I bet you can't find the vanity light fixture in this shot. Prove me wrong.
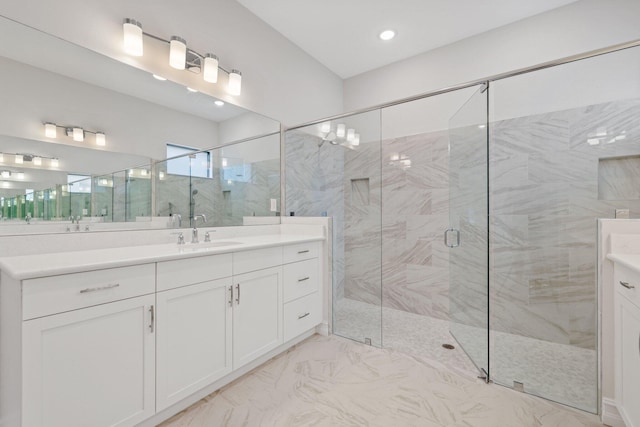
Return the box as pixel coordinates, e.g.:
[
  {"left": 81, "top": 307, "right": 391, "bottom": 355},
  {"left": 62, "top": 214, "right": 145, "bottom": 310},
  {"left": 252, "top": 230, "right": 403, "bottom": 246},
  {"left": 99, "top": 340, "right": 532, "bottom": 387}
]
[
  {"left": 123, "top": 18, "right": 242, "bottom": 95},
  {"left": 33, "top": 157, "right": 42, "bottom": 166},
  {"left": 320, "top": 122, "right": 331, "bottom": 133},
  {"left": 1, "top": 171, "right": 10, "bottom": 178},
  {"left": 336, "top": 124, "right": 346, "bottom": 138},
  {"left": 44, "top": 122, "right": 106, "bottom": 146},
  {"left": 352, "top": 134, "right": 360, "bottom": 146},
  {"left": 15, "top": 154, "right": 23, "bottom": 164},
  {"left": 50, "top": 158, "right": 59, "bottom": 168},
  {"left": 169, "top": 36, "right": 187, "bottom": 70},
  {"left": 1, "top": 153, "right": 61, "bottom": 170},
  {"left": 0, "top": 153, "right": 4, "bottom": 163},
  {"left": 346, "top": 128, "right": 355, "bottom": 142},
  {"left": 123, "top": 18, "right": 143, "bottom": 56}
]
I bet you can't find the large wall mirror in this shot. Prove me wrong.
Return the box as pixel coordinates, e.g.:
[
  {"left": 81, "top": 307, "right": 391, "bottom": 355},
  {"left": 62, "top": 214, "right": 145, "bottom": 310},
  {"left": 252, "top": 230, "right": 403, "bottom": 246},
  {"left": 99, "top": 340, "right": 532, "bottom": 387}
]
[{"left": 0, "top": 16, "right": 281, "bottom": 235}]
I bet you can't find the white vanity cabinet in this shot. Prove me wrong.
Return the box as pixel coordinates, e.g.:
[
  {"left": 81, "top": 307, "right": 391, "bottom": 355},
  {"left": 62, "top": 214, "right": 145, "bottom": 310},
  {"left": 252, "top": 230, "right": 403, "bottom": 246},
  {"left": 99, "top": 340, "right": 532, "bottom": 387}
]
[
  {"left": 19, "top": 264, "right": 157, "bottom": 427},
  {"left": 232, "top": 247, "right": 284, "bottom": 369},
  {"left": 155, "top": 254, "right": 234, "bottom": 411},
  {"left": 613, "top": 263, "right": 640, "bottom": 427}
]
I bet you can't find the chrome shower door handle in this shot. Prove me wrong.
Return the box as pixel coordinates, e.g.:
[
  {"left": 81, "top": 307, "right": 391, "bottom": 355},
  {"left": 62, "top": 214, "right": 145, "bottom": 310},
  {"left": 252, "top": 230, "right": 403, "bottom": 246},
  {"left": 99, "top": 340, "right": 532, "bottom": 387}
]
[{"left": 444, "top": 228, "right": 460, "bottom": 248}]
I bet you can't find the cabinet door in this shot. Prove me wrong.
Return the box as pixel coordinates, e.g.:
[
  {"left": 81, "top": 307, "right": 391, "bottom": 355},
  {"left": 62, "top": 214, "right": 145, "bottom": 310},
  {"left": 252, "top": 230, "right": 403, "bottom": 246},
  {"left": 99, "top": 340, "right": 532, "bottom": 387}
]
[
  {"left": 156, "top": 279, "right": 232, "bottom": 411},
  {"left": 233, "top": 266, "right": 283, "bottom": 369},
  {"left": 22, "top": 295, "right": 155, "bottom": 427},
  {"left": 617, "top": 295, "right": 640, "bottom": 427}
]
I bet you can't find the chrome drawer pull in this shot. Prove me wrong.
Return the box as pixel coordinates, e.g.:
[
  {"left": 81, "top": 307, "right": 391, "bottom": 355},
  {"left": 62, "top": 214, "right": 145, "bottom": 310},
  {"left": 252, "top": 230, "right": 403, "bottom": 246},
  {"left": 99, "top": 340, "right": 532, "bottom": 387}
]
[
  {"left": 298, "top": 312, "right": 310, "bottom": 320},
  {"left": 298, "top": 277, "right": 310, "bottom": 282},
  {"left": 79, "top": 283, "right": 120, "bottom": 294},
  {"left": 297, "top": 250, "right": 310, "bottom": 254},
  {"left": 620, "top": 281, "right": 635, "bottom": 290}
]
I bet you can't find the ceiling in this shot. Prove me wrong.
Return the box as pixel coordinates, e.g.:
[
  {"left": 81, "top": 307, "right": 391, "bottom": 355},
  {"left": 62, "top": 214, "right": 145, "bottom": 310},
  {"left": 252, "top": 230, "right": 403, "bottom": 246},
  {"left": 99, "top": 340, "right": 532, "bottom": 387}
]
[{"left": 236, "top": 0, "right": 580, "bottom": 79}]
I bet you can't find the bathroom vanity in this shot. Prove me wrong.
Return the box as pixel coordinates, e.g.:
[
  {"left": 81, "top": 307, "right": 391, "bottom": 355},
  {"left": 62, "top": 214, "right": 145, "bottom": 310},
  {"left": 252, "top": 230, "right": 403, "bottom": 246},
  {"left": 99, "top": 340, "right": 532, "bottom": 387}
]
[
  {"left": 607, "top": 247, "right": 640, "bottom": 427},
  {"left": 0, "top": 228, "right": 327, "bottom": 427}
]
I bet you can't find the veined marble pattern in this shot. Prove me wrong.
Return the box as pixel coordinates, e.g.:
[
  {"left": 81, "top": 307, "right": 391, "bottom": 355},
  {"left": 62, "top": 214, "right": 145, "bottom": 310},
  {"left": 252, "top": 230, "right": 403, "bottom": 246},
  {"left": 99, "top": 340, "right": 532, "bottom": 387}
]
[{"left": 160, "top": 334, "right": 602, "bottom": 427}]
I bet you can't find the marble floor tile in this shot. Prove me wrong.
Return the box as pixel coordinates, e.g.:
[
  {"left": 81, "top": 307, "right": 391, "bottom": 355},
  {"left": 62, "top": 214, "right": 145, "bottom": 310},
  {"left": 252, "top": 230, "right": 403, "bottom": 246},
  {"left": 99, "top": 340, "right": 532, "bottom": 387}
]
[{"left": 160, "top": 334, "right": 602, "bottom": 427}]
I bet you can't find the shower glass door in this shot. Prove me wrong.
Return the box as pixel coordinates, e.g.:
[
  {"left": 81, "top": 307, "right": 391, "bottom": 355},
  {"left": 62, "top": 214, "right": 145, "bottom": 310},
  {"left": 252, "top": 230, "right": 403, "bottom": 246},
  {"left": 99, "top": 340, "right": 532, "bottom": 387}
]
[{"left": 447, "top": 84, "right": 489, "bottom": 378}]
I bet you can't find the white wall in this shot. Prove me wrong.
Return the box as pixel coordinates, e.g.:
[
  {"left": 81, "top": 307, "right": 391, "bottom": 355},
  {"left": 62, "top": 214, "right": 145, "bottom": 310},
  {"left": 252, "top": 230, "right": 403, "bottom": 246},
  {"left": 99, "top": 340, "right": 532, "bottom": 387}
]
[
  {"left": 0, "top": 0, "right": 343, "bottom": 126},
  {"left": 344, "top": 0, "right": 640, "bottom": 113},
  {"left": 218, "top": 113, "right": 280, "bottom": 145}
]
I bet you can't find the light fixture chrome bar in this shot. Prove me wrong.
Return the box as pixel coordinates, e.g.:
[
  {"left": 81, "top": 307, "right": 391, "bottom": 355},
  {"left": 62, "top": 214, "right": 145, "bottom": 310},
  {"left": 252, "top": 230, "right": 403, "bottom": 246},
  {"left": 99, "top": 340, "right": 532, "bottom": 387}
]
[{"left": 285, "top": 37, "right": 640, "bottom": 131}]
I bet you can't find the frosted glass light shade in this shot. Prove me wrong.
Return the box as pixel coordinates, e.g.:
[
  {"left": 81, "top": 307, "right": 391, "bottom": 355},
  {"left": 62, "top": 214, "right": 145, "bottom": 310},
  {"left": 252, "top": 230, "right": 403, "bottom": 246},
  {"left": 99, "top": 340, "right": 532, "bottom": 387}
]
[
  {"left": 123, "top": 19, "right": 143, "bottom": 56},
  {"left": 321, "top": 122, "right": 331, "bottom": 133},
  {"left": 352, "top": 134, "right": 360, "bottom": 146},
  {"left": 203, "top": 54, "right": 219, "bottom": 83},
  {"left": 95, "top": 132, "right": 106, "bottom": 146},
  {"left": 336, "top": 124, "right": 346, "bottom": 138},
  {"left": 44, "top": 123, "right": 57, "bottom": 138},
  {"left": 73, "top": 127, "right": 84, "bottom": 142},
  {"left": 50, "top": 158, "right": 59, "bottom": 168},
  {"left": 33, "top": 157, "right": 42, "bottom": 166},
  {"left": 1, "top": 171, "right": 9, "bottom": 178},
  {"left": 347, "top": 128, "right": 355, "bottom": 141},
  {"left": 228, "top": 70, "right": 242, "bottom": 96},
  {"left": 15, "top": 154, "right": 23, "bottom": 164},
  {"left": 169, "top": 36, "right": 187, "bottom": 70},
  {"left": 0, "top": 153, "right": 4, "bottom": 163}
]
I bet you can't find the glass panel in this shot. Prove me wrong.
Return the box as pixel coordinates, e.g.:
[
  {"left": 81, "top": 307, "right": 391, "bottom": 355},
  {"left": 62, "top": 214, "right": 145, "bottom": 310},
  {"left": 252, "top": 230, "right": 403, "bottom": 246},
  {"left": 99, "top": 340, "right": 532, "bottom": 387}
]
[
  {"left": 448, "top": 85, "right": 489, "bottom": 377},
  {"left": 379, "top": 87, "right": 481, "bottom": 373},
  {"left": 488, "top": 45, "right": 640, "bottom": 413},
  {"left": 126, "top": 167, "right": 152, "bottom": 221},
  {"left": 285, "top": 110, "right": 382, "bottom": 346}
]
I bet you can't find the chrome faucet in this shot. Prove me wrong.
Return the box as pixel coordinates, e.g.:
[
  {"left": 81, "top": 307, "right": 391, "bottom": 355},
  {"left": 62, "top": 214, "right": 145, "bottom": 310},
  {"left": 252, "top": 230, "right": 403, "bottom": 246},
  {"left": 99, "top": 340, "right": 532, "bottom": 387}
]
[
  {"left": 191, "top": 214, "right": 207, "bottom": 243},
  {"left": 25, "top": 214, "right": 31, "bottom": 224}
]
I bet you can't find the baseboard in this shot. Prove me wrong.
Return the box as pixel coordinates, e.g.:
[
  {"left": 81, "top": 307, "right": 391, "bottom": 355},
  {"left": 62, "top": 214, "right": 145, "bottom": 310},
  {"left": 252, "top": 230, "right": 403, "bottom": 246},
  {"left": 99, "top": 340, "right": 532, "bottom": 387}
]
[
  {"left": 315, "top": 322, "right": 329, "bottom": 336},
  {"left": 602, "top": 398, "right": 626, "bottom": 427}
]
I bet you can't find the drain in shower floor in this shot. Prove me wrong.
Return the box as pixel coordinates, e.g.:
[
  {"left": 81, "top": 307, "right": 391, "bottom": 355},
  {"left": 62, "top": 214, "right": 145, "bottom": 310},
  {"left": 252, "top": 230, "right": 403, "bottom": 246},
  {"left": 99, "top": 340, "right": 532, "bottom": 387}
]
[{"left": 442, "top": 344, "right": 455, "bottom": 350}]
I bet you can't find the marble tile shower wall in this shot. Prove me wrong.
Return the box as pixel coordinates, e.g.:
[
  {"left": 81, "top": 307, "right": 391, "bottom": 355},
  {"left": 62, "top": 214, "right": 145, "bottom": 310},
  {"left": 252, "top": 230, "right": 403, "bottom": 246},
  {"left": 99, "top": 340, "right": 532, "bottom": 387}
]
[
  {"left": 285, "top": 130, "right": 346, "bottom": 299},
  {"left": 490, "top": 98, "right": 640, "bottom": 350}
]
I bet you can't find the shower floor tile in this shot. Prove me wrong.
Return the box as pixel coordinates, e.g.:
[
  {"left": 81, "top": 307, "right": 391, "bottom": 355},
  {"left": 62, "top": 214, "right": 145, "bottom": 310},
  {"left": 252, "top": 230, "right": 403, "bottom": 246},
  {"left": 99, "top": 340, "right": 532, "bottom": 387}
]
[{"left": 334, "top": 297, "right": 598, "bottom": 413}]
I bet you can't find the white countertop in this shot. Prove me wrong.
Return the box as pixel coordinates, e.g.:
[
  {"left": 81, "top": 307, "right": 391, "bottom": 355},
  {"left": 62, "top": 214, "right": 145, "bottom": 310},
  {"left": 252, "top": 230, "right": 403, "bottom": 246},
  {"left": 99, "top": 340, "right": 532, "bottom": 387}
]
[
  {"left": 0, "top": 234, "right": 324, "bottom": 280},
  {"left": 607, "top": 253, "right": 640, "bottom": 274}
]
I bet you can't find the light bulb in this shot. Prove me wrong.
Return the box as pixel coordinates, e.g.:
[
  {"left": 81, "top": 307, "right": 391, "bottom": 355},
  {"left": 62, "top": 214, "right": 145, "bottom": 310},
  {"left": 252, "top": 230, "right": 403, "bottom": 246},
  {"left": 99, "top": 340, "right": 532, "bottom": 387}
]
[
  {"left": 352, "top": 134, "right": 360, "bottom": 146},
  {"left": 228, "top": 69, "right": 242, "bottom": 96},
  {"left": 0, "top": 153, "right": 4, "bottom": 163},
  {"left": 159, "top": 171, "right": 165, "bottom": 180},
  {"left": 15, "top": 154, "right": 23, "bottom": 164},
  {"left": 169, "top": 36, "right": 187, "bottom": 70},
  {"left": 1, "top": 171, "right": 10, "bottom": 178},
  {"left": 96, "top": 132, "right": 106, "bottom": 146},
  {"left": 336, "top": 124, "right": 346, "bottom": 138},
  {"left": 203, "top": 54, "right": 219, "bottom": 83},
  {"left": 347, "top": 128, "right": 355, "bottom": 141},
  {"left": 222, "top": 158, "right": 228, "bottom": 167},
  {"left": 321, "top": 122, "right": 331, "bottom": 133},
  {"left": 123, "top": 19, "right": 143, "bottom": 56},
  {"left": 73, "top": 127, "right": 84, "bottom": 142},
  {"left": 44, "top": 123, "right": 57, "bottom": 138},
  {"left": 50, "top": 158, "right": 59, "bottom": 168},
  {"left": 33, "top": 157, "right": 42, "bottom": 166}
]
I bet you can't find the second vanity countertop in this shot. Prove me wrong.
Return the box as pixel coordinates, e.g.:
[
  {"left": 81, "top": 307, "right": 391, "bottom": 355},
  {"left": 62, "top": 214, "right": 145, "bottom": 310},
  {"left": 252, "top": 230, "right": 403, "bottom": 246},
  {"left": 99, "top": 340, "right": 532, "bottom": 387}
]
[
  {"left": 606, "top": 253, "right": 640, "bottom": 274},
  {"left": 0, "top": 233, "right": 324, "bottom": 281}
]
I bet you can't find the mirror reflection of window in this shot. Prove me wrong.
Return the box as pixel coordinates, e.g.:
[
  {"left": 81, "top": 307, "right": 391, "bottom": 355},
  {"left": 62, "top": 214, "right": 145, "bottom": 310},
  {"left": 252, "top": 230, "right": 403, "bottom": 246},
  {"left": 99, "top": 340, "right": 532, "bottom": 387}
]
[
  {"left": 166, "top": 144, "right": 211, "bottom": 178},
  {"left": 67, "top": 174, "right": 91, "bottom": 193}
]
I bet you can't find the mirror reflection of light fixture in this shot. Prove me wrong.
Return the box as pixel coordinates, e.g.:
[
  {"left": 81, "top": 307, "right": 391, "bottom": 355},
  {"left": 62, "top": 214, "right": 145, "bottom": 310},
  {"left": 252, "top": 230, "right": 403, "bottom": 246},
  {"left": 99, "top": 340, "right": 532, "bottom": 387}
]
[
  {"left": 51, "top": 158, "right": 59, "bottom": 168},
  {"left": 158, "top": 171, "right": 166, "bottom": 180},
  {"left": 336, "top": 124, "right": 346, "bottom": 138},
  {"left": 346, "top": 128, "right": 355, "bottom": 141},
  {"left": 44, "top": 122, "right": 57, "bottom": 138},
  {"left": 222, "top": 158, "right": 228, "bottom": 167},
  {"left": 123, "top": 18, "right": 143, "bottom": 56},
  {"left": 321, "top": 122, "right": 331, "bottom": 133},
  {"left": 16, "top": 172, "right": 24, "bottom": 180},
  {"left": 71, "top": 127, "right": 84, "bottom": 142},
  {"left": 95, "top": 132, "right": 106, "bottom": 146},
  {"left": 122, "top": 18, "right": 242, "bottom": 95},
  {"left": 15, "top": 154, "right": 23, "bottom": 164},
  {"left": 352, "top": 134, "right": 360, "bottom": 146},
  {"left": 0, "top": 153, "right": 4, "bottom": 163},
  {"left": 33, "top": 157, "right": 42, "bottom": 166},
  {"left": 1, "top": 171, "right": 10, "bottom": 178}
]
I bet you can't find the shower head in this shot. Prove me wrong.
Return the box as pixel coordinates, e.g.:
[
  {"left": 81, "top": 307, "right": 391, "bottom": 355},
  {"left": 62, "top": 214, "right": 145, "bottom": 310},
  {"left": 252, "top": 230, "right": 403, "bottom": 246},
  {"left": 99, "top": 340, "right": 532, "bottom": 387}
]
[{"left": 192, "top": 189, "right": 198, "bottom": 196}]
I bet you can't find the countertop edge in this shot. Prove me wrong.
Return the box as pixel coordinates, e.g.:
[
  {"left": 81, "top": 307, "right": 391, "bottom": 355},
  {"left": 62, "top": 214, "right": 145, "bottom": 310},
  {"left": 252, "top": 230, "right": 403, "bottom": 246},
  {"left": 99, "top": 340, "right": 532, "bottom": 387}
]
[
  {"left": 0, "top": 235, "right": 325, "bottom": 281},
  {"left": 606, "top": 253, "right": 640, "bottom": 274}
]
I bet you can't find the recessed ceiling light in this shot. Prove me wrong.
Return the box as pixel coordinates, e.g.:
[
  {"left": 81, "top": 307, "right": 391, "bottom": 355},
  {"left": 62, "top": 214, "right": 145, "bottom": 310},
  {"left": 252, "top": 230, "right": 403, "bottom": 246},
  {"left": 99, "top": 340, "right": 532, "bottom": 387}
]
[
  {"left": 379, "top": 30, "right": 396, "bottom": 41},
  {"left": 152, "top": 74, "right": 167, "bottom": 81},
  {"left": 187, "top": 87, "right": 198, "bottom": 93},
  {"left": 214, "top": 100, "right": 224, "bottom": 107}
]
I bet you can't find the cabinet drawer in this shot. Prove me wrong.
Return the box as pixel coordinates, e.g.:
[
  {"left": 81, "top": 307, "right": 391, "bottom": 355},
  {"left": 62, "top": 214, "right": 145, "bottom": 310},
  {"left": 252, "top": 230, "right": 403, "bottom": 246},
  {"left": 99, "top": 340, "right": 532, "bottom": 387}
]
[
  {"left": 283, "top": 292, "right": 321, "bottom": 342},
  {"left": 615, "top": 263, "right": 640, "bottom": 309},
  {"left": 233, "top": 247, "right": 283, "bottom": 275},
  {"left": 157, "top": 254, "right": 232, "bottom": 291},
  {"left": 22, "top": 264, "right": 155, "bottom": 320},
  {"left": 283, "top": 242, "right": 319, "bottom": 264},
  {"left": 283, "top": 258, "right": 319, "bottom": 303}
]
